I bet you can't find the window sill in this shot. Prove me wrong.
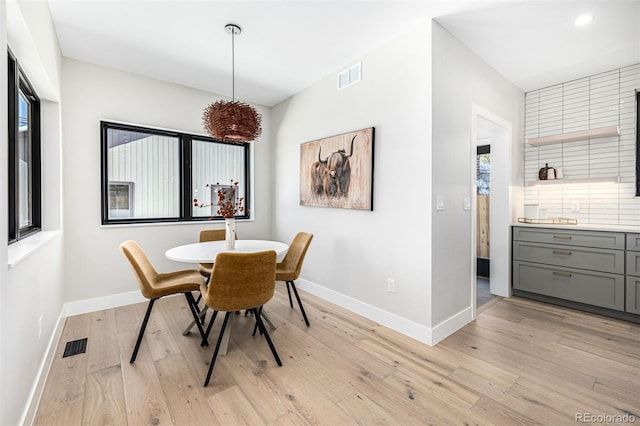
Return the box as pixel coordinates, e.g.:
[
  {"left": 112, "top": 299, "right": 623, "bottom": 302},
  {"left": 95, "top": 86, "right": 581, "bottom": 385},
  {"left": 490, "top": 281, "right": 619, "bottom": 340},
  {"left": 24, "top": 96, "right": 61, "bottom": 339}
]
[
  {"left": 99, "top": 217, "right": 255, "bottom": 229},
  {"left": 8, "top": 230, "right": 62, "bottom": 269}
]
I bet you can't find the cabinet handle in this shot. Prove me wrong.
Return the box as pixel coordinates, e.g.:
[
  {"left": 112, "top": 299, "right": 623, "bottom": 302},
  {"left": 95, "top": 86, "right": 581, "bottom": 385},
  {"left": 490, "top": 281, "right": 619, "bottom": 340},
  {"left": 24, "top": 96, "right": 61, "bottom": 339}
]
[
  {"left": 553, "top": 250, "right": 572, "bottom": 255},
  {"left": 553, "top": 235, "right": 572, "bottom": 240},
  {"left": 553, "top": 271, "right": 572, "bottom": 278}
]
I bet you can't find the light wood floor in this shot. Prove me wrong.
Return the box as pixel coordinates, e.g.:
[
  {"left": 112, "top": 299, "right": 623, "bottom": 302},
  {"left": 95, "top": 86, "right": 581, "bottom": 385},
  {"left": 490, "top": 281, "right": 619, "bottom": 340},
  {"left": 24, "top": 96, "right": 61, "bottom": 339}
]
[{"left": 34, "top": 286, "right": 640, "bottom": 425}]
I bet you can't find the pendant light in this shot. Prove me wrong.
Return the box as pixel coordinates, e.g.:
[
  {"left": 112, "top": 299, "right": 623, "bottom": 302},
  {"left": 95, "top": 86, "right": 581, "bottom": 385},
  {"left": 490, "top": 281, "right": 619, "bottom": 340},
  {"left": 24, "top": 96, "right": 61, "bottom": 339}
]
[{"left": 202, "top": 24, "right": 262, "bottom": 143}]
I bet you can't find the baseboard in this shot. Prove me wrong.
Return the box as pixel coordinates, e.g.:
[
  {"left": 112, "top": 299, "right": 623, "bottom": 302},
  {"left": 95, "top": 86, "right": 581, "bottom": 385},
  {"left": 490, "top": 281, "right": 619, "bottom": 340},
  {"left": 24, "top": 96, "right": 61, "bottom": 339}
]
[
  {"left": 64, "top": 290, "right": 146, "bottom": 317},
  {"left": 296, "top": 278, "right": 435, "bottom": 345},
  {"left": 430, "top": 306, "right": 473, "bottom": 345},
  {"left": 20, "top": 308, "right": 66, "bottom": 426}
]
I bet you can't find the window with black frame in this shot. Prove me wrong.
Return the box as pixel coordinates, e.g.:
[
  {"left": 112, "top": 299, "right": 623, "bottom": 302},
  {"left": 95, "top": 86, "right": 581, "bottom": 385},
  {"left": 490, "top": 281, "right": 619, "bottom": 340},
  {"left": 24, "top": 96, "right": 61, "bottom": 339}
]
[
  {"left": 100, "top": 121, "right": 250, "bottom": 225},
  {"left": 8, "top": 49, "right": 41, "bottom": 243}
]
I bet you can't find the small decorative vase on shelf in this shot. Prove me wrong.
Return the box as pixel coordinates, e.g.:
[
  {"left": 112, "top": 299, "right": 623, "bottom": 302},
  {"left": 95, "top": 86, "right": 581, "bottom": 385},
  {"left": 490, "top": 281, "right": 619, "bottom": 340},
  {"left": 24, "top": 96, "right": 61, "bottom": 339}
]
[
  {"left": 224, "top": 217, "right": 236, "bottom": 250},
  {"left": 538, "top": 163, "right": 555, "bottom": 180}
]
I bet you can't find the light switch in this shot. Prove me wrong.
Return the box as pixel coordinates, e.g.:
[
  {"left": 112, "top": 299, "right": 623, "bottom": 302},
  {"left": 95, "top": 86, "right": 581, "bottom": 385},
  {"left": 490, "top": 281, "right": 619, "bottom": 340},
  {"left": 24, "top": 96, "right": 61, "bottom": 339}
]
[
  {"left": 463, "top": 197, "right": 471, "bottom": 211},
  {"left": 436, "top": 196, "right": 445, "bottom": 211}
]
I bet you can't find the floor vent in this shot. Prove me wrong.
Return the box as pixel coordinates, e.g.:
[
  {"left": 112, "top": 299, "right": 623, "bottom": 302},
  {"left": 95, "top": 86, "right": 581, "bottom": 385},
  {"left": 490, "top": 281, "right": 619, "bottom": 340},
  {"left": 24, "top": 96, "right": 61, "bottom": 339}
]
[{"left": 63, "top": 338, "right": 87, "bottom": 358}]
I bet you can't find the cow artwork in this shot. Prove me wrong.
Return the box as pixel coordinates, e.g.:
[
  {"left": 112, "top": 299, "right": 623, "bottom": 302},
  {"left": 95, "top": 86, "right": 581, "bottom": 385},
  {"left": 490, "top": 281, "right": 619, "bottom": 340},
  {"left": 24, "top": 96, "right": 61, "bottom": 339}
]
[
  {"left": 300, "top": 128, "right": 374, "bottom": 211},
  {"left": 311, "top": 135, "right": 355, "bottom": 198}
]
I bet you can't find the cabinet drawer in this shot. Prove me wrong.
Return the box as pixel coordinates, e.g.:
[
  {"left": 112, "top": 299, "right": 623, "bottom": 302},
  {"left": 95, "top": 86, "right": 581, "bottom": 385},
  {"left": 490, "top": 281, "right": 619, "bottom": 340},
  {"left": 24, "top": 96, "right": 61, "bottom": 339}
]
[
  {"left": 627, "top": 251, "right": 640, "bottom": 277},
  {"left": 627, "top": 276, "right": 640, "bottom": 315},
  {"left": 627, "top": 233, "right": 640, "bottom": 252},
  {"left": 513, "top": 227, "right": 625, "bottom": 249},
  {"left": 513, "top": 261, "right": 625, "bottom": 311},
  {"left": 513, "top": 241, "right": 625, "bottom": 274}
]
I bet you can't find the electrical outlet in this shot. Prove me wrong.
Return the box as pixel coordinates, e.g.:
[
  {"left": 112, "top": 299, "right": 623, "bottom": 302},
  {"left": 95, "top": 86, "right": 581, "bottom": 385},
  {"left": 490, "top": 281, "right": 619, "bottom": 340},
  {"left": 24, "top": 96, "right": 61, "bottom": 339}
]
[
  {"left": 571, "top": 201, "right": 581, "bottom": 212},
  {"left": 387, "top": 278, "right": 396, "bottom": 293}
]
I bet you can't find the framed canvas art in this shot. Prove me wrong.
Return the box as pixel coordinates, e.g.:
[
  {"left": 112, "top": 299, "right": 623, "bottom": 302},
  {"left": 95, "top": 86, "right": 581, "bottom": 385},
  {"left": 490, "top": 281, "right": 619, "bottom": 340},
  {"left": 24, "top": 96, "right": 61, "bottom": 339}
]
[{"left": 300, "top": 127, "right": 374, "bottom": 210}]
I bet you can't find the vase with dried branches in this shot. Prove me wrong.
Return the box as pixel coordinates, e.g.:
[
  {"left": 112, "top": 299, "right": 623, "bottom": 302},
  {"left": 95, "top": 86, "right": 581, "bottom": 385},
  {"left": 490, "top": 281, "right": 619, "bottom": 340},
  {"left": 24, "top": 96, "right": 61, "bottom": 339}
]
[{"left": 193, "top": 180, "right": 244, "bottom": 249}]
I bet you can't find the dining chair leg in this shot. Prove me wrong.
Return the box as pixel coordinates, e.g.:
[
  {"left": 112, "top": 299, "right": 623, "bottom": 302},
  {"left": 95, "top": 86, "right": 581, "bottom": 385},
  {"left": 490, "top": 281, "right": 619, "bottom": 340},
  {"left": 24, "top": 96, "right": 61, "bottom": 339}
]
[
  {"left": 130, "top": 298, "right": 156, "bottom": 363},
  {"left": 198, "top": 305, "right": 209, "bottom": 326},
  {"left": 184, "top": 292, "right": 207, "bottom": 340},
  {"left": 195, "top": 293, "right": 206, "bottom": 323},
  {"left": 253, "top": 308, "right": 282, "bottom": 367},
  {"left": 289, "top": 281, "right": 310, "bottom": 326},
  {"left": 182, "top": 304, "right": 209, "bottom": 337},
  {"left": 202, "top": 310, "right": 218, "bottom": 347},
  {"left": 286, "top": 282, "right": 293, "bottom": 308},
  {"left": 189, "top": 291, "right": 201, "bottom": 318},
  {"left": 204, "top": 312, "right": 231, "bottom": 387},
  {"left": 252, "top": 306, "right": 263, "bottom": 337}
]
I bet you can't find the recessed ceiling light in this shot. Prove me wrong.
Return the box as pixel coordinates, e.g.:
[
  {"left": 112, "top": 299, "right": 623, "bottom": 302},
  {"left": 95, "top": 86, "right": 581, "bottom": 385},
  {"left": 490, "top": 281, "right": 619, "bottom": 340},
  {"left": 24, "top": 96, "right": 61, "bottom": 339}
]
[{"left": 574, "top": 14, "right": 593, "bottom": 26}]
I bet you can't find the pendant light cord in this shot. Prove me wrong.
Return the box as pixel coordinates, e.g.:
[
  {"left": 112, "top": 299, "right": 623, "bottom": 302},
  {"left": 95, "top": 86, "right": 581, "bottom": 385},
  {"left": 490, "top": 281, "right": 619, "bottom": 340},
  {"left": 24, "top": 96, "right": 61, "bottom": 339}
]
[{"left": 231, "top": 29, "right": 235, "bottom": 102}]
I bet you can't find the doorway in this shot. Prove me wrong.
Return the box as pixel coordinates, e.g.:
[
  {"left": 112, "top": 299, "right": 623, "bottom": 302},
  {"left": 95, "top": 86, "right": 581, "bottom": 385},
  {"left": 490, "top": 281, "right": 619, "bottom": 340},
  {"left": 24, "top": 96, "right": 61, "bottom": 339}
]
[
  {"left": 470, "top": 104, "right": 513, "bottom": 318},
  {"left": 476, "top": 144, "right": 495, "bottom": 307}
]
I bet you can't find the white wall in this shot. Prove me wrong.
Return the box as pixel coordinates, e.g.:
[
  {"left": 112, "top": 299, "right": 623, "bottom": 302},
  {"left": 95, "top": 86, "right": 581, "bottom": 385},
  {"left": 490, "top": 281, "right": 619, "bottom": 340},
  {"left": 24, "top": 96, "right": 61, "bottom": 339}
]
[
  {"left": 1, "top": 1, "right": 65, "bottom": 424},
  {"left": 5, "top": 0, "right": 61, "bottom": 101},
  {"left": 61, "top": 59, "right": 273, "bottom": 303},
  {"left": 431, "top": 22, "right": 524, "bottom": 326},
  {"left": 272, "top": 22, "right": 434, "bottom": 337}
]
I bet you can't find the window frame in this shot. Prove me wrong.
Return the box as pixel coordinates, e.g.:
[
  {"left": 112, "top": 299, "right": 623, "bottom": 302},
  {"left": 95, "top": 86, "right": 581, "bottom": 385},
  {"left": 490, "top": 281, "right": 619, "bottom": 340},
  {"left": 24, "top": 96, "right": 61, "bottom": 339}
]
[
  {"left": 8, "top": 48, "right": 42, "bottom": 244},
  {"left": 100, "top": 121, "right": 251, "bottom": 225},
  {"left": 636, "top": 91, "right": 639, "bottom": 197}
]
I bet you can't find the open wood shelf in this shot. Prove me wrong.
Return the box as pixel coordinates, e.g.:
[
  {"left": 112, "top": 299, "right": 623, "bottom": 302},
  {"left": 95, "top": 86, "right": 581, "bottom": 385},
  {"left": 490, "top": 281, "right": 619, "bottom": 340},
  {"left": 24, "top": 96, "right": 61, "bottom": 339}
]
[
  {"left": 526, "top": 176, "right": 620, "bottom": 186},
  {"left": 526, "top": 125, "right": 620, "bottom": 146}
]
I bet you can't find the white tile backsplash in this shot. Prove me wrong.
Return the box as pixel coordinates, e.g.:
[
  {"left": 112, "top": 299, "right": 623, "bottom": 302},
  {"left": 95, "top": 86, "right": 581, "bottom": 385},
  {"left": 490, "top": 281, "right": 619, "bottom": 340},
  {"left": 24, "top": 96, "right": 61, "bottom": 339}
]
[{"left": 524, "top": 64, "right": 640, "bottom": 226}]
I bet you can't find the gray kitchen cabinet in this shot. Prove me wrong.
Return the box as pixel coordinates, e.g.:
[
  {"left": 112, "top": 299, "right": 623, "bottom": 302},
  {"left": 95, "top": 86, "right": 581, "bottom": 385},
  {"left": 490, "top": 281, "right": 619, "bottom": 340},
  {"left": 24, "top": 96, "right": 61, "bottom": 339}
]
[
  {"left": 512, "top": 227, "right": 639, "bottom": 318},
  {"left": 513, "top": 227, "right": 625, "bottom": 250},
  {"left": 626, "top": 234, "right": 640, "bottom": 315},
  {"left": 627, "top": 233, "right": 640, "bottom": 251},
  {"left": 513, "top": 261, "right": 625, "bottom": 310},
  {"left": 513, "top": 241, "right": 625, "bottom": 274}
]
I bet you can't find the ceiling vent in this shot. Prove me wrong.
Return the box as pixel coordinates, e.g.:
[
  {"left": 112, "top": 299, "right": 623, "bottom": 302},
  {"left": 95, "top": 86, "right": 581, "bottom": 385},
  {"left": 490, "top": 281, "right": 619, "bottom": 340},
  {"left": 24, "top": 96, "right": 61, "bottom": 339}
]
[{"left": 338, "top": 63, "right": 361, "bottom": 90}]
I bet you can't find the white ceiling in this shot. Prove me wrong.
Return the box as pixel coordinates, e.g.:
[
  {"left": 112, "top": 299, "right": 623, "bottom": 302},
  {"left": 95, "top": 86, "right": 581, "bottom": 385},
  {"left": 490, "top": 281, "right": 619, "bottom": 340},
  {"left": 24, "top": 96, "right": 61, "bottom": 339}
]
[
  {"left": 436, "top": 0, "right": 640, "bottom": 92},
  {"left": 47, "top": 1, "right": 640, "bottom": 107}
]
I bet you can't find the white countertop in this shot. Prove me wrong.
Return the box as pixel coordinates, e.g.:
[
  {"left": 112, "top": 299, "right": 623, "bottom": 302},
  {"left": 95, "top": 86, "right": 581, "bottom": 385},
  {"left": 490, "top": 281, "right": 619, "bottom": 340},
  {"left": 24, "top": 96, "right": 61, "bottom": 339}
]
[{"left": 512, "top": 222, "right": 640, "bottom": 233}]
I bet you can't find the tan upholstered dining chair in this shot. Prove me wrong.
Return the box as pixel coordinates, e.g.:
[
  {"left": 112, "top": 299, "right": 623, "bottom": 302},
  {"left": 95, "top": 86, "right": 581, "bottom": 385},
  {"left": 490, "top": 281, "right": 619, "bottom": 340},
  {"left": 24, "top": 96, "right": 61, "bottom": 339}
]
[
  {"left": 119, "top": 240, "right": 206, "bottom": 363},
  {"left": 200, "top": 250, "right": 282, "bottom": 386},
  {"left": 277, "top": 232, "right": 313, "bottom": 326},
  {"left": 186, "top": 228, "right": 240, "bottom": 329},
  {"left": 197, "top": 229, "right": 226, "bottom": 280}
]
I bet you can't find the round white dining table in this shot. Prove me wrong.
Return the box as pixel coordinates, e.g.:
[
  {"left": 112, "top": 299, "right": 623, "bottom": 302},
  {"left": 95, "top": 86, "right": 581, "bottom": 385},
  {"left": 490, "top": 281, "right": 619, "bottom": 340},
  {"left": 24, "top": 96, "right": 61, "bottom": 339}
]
[{"left": 165, "top": 239, "right": 289, "bottom": 263}]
